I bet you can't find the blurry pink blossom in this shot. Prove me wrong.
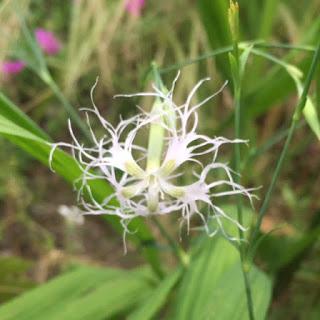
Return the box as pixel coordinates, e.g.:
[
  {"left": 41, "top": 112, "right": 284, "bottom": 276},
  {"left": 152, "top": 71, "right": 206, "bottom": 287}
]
[
  {"left": 126, "top": 0, "right": 145, "bottom": 17},
  {"left": 35, "top": 28, "right": 61, "bottom": 55},
  {"left": 1, "top": 60, "right": 26, "bottom": 75}
]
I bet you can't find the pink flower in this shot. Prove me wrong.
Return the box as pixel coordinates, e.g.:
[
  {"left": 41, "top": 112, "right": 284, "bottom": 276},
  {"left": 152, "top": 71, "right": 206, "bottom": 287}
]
[
  {"left": 35, "top": 28, "right": 61, "bottom": 55},
  {"left": 126, "top": 0, "right": 145, "bottom": 17},
  {"left": 1, "top": 60, "right": 26, "bottom": 75}
]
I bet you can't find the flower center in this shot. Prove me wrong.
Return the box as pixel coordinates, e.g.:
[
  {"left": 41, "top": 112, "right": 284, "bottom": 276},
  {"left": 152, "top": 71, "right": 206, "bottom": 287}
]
[{"left": 147, "top": 174, "right": 159, "bottom": 213}]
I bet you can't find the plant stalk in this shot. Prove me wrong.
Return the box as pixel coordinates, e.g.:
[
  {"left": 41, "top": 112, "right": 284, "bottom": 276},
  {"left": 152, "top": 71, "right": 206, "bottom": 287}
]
[
  {"left": 229, "top": 2, "right": 255, "bottom": 319},
  {"left": 151, "top": 216, "right": 189, "bottom": 268},
  {"left": 42, "top": 73, "right": 92, "bottom": 142},
  {"left": 233, "top": 71, "right": 256, "bottom": 320}
]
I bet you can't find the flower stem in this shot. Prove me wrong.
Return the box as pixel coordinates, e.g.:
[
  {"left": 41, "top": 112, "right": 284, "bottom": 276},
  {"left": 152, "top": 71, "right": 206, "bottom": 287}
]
[
  {"left": 41, "top": 72, "right": 92, "bottom": 142},
  {"left": 151, "top": 216, "right": 189, "bottom": 268},
  {"left": 229, "top": 2, "right": 255, "bottom": 319},
  {"left": 251, "top": 39, "right": 320, "bottom": 244},
  {"left": 232, "top": 71, "right": 256, "bottom": 320}
]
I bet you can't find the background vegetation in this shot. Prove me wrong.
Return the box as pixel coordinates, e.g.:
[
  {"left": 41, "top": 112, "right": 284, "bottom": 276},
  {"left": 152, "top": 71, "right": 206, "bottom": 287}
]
[{"left": 0, "top": 0, "right": 319, "bottom": 319}]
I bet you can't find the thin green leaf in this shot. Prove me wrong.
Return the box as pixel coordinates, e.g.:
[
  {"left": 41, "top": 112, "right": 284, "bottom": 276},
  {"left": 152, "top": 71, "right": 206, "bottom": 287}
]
[
  {"left": 159, "top": 41, "right": 315, "bottom": 75},
  {"left": 128, "top": 268, "right": 182, "bottom": 320},
  {"left": 0, "top": 266, "right": 121, "bottom": 320},
  {"left": 160, "top": 46, "right": 232, "bottom": 74},
  {"left": 244, "top": 19, "right": 320, "bottom": 117},
  {"left": 0, "top": 93, "right": 49, "bottom": 140},
  {"left": 249, "top": 48, "right": 320, "bottom": 140},
  {"left": 302, "top": 97, "right": 320, "bottom": 139},
  {"left": 239, "top": 44, "right": 254, "bottom": 80},
  {"left": 0, "top": 115, "right": 46, "bottom": 142},
  {"left": 45, "top": 267, "right": 154, "bottom": 320},
  {"left": 0, "top": 266, "right": 154, "bottom": 320}
]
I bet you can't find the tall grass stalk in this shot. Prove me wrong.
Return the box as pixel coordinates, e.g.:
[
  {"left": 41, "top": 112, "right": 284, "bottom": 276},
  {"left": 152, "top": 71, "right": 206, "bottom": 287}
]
[{"left": 251, "top": 39, "right": 320, "bottom": 244}]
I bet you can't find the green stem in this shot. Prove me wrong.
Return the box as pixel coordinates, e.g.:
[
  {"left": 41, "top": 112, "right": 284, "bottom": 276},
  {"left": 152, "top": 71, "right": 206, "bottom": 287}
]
[
  {"left": 159, "top": 41, "right": 315, "bottom": 74},
  {"left": 229, "top": 4, "right": 255, "bottom": 317},
  {"left": 235, "top": 85, "right": 255, "bottom": 320},
  {"left": 42, "top": 73, "right": 92, "bottom": 142},
  {"left": 233, "top": 74, "right": 256, "bottom": 320},
  {"left": 234, "top": 85, "right": 244, "bottom": 229},
  {"left": 151, "top": 216, "right": 189, "bottom": 268},
  {"left": 251, "top": 39, "right": 320, "bottom": 244}
]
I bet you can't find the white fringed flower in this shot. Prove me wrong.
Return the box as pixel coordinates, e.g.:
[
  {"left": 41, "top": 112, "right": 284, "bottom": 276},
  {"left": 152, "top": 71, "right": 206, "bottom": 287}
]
[{"left": 50, "top": 73, "right": 256, "bottom": 239}]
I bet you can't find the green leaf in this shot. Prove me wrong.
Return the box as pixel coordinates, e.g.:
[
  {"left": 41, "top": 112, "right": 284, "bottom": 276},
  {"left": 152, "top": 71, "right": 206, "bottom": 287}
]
[
  {"left": 173, "top": 207, "right": 272, "bottom": 320},
  {"left": 302, "top": 97, "right": 320, "bottom": 140},
  {"left": 0, "top": 266, "right": 154, "bottom": 320},
  {"left": 128, "top": 268, "right": 182, "bottom": 320},
  {"left": 283, "top": 59, "right": 320, "bottom": 140},
  {"left": 0, "top": 92, "right": 163, "bottom": 277},
  {"left": 199, "top": 263, "right": 271, "bottom": 320},
  {"left": 0, "top": 93, "right": 49, "bottom": 140},
  {"left": 244, "top": 19, "right": 320, "bottom": 117},
  {"left": 0, "top": 115, "right": 46, "bottom": 142},
  {"left": 247, "top": 48, "right": 320, "bottom": 140},
  {"left": 239, "top": 44, "right": 254, "bottom": 81}
]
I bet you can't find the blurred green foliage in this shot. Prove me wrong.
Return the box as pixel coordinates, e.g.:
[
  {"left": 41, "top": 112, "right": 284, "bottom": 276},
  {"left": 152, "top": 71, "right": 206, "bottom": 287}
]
[{"left": 0, "top": 256, "right": 34, "bottom": 303}]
